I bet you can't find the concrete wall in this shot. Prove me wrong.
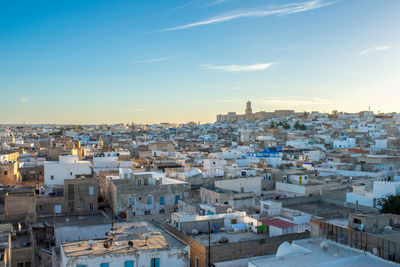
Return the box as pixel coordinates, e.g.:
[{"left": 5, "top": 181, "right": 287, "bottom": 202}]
[
  {"left": 346, "top": 192, "right": 374, "bottom": 207},
  {"left": 180, "top": 218, "right": 225, "bottom": 234},
  {"left": 55, "top": 224, "right": 111, "bottom": 248},
  {"left": 215, "top": 177, "right": 262, "bottom": 196},
  {"left": 278, "top": 195, "right": 321, "bottom": 206},
  {"left": 36, "top": 195, "right": 64, "bottom": 215},
  {"left": 275, "top": 182, "right": 306, "bottom": 196}
]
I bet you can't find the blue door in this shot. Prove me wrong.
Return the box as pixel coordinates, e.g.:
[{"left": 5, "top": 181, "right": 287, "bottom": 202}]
[
  {"left": 151, "top": 258, "right": 160, "bottom": 267},
  {"left": 175, "top": 195, "right": 180, "bottom": 204},
  {"left": 124, "top": 261, "right": 134, "bottom": 267},
  {"left": 160, "top": 196, "right": 165, "bottom": 205}
]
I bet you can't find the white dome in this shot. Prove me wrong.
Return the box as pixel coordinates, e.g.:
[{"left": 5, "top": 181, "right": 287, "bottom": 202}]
[
  {"left": 276, "top": 242, "right": 312, "bottom": 258},
  {"left": 276, "top": 242, "right": 292, "bottom": 257}
]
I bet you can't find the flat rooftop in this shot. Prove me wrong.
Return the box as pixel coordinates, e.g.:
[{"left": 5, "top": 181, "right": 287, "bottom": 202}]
[
  {"left": 62, "top": 221, "right": 186, "bottom": 257},
  {"left": 248, "top": 238, "right": 397, "bottom": 267},
  {"left": 193, "top": 230, "right": 266, "bottom": 245},
  {"left": 285, "top": 201, "right": 378, "bottom": 220}
]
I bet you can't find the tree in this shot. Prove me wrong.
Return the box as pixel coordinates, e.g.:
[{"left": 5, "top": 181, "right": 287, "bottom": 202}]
[
  {"left": 283, "top": 122, "right": 290, "bottom": 129},
  {"left": 377, "top": 195, "right": 400, "bottom": 215},
  {"left": 270, "top": 121, "right": 275, "bottom": 128}
]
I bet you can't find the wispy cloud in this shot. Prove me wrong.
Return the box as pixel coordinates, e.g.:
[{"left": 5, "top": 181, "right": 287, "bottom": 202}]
[
  {"left": 358, "top": 45, "right": 391, "bottom": 55},
  {"left": 137, "top": 57, "right": 177, "bottom": 63},
  {"left": 207, "top": 0, "right": 234, "bottom": 6},
  {"left": 21, "top": 97, "right": 29, "bottom": 103},
  {"left": 201, "top": 62, "right": 275, "bottom": 72},
  {"left": 163, "top": 0, "right": 339, "bottom": 31},
  {"left": 167, "top": 2, "right": 197, "bottom": 12}
]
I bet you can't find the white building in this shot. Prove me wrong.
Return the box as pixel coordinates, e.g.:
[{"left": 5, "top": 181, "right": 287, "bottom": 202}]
[
  {"left": 59, "top": 221, "right": 190, "bottom": 267},
  {"left": 44, "top": 155, "right": 92, "bottom": 190},
  {"left": 333, "top": 137, "right": 356, "bottom": 149},
  {"left": 246, "top": 238, "right": 397, "bottom": 267},
  {"left": 346, "top": 181, "right": 400, "bottom": 208}
]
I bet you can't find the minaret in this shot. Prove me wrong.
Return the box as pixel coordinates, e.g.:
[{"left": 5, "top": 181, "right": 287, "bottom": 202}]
[
  {"left": 98, "top": 136, "right": 104, "bottom": 149},
  {"left": 245, "top": 101, "right": 252, "bottom": 120}
]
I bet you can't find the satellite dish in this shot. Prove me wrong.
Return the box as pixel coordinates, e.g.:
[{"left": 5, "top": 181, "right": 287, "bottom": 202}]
[
  {"left": 103, "top": 239, "right": 112, "bottom": 249},
  {"left": 88, "top": 240, "right": 95, "bottom": 247},
  {"left": 191, "top": 229, "right": 199, "bottom": 235}
]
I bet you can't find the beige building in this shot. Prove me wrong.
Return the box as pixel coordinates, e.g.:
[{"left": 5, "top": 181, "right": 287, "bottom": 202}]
[
  {"left": 4, "top": 188, "right": 36, "bottom": 223},
  {"left": 64, "top": 177, "right": 98, "bottom": 214}
]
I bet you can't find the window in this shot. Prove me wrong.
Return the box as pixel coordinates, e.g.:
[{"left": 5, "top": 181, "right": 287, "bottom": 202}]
[
  {"left": 137, "top": 179, "right": 142, "bottom": 186},
  {"left": 89, "top": 186, "right": 94, "bottom": 195},
  {"left": 151, "top": 258, "right": 160, "bottom": 267},
  {"left": 146, "top": 195, "right": 153, "bottom": 205},
  {"left": 175, "top": 195, "right": 180, "bottom": 204},
  {"left": 100, "top": 264, "right": 109, "bottom": 267},
  {"left": 4, "top": 171, "right": 7, "bottom": 176},
  {"left": 76, "top": 265, "right": 86, "bottom": 267},
  {"left": 50, "top": 175, "right": 54, "bottom": 180},
  {"left": 128, "top": 197, "right": 136, "bottom": 207},
  {"left": 124, "top": 261, "right": 134, "bottom": 267},
  {"left": 89, "top": 202, "right": 94, "bottom": 211},
  {"left": 160, "top": 196, "right": 165, "bottom": 205},
  {"left": 195, "top": 257, "right": 199, "bottom": 267},
  {"left": 25, "top": 263, "right": 31, "bottom": 267}
]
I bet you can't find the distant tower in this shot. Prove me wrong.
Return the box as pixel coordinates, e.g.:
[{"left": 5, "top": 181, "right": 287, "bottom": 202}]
[
  {"left": 245, "top": 101, "right": 252, "bottom": 120},
  {"left": 98, "top": 136, "right": 104, "bottom": 149}
]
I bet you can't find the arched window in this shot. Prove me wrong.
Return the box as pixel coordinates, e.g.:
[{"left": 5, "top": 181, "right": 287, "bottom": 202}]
[{"left": 146, "top": 195, "right": 153, "bottom": 205}]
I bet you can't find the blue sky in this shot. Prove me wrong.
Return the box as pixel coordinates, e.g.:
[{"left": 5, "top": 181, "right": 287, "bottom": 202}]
[{"left": 0, "top": 0, "right": 399, "bottom": 124}]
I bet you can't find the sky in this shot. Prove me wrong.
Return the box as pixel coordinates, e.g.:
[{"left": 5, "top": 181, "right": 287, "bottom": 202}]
[{"left": 0, "top": 0, "right": 399, "bottom": 124}]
